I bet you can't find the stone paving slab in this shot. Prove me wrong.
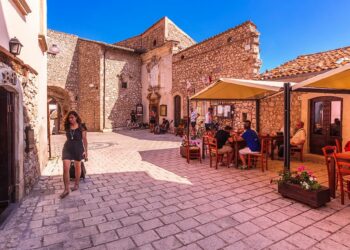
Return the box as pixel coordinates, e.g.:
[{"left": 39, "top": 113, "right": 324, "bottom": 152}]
[{"left": 0, "top": 130, "right": 349, "bottom": 250}]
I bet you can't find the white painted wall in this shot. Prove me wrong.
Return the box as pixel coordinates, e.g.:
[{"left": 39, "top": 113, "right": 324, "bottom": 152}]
[{"left": 0, "top": 0, "right": 48, "bottom": 169}]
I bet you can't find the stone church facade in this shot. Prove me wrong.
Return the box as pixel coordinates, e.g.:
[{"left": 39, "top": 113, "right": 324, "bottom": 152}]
[{"left": 48, "top": 17, "right": 261, "bottom": 131}]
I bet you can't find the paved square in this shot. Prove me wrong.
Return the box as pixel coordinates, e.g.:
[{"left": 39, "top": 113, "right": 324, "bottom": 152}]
[{"left": 1, "top": 130, "right": 349, "bottom": 249}]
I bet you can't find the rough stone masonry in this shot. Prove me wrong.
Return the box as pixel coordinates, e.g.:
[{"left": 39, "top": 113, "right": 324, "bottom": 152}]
[{"left": 47, "top": 18, "right": 261, "bottom": 131}]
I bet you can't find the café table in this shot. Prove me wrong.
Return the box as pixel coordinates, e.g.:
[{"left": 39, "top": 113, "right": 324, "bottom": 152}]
[
  {"left": 329, "top": 152, "right": 350, "bottom": 198},
  {"left": 230, "top": 136, "right": 246, "bottom": 168},
  {"left": 260, "top": 134, "right": 284, "bottom": 160}
]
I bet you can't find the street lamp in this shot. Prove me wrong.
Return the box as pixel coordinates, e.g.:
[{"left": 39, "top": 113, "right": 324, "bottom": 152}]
[{"left": 9, "top": 37, "right": 23, "bottom": 56}]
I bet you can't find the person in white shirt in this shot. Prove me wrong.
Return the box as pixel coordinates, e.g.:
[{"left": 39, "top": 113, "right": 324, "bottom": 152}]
[
  {"left": 205, "top": 107, "right": 213, "bottom": 131},
  {"left": 190, "top": 108, "right": 199, "bottom": 137},
  {"left": 278, "top": 121, "right": 306, "bottom": 158}
]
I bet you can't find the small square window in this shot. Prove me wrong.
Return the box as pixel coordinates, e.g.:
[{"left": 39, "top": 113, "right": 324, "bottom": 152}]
[{"left": 121, "top": 82, "right": 128, "bottom": 89}]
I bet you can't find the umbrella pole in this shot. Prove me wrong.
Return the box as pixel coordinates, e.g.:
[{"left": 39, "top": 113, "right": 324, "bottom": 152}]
[
  {"left": 187, "top": 96, "right": 190, "bottom": 140},
  {"left": 283, "top": 82, "right": 291, "bottom": 172}
]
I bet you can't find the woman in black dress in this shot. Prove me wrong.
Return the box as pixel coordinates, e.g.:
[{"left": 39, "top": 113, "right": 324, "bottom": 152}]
[{"left": 60, "top": 111, "right": 88, "bottom": 198}]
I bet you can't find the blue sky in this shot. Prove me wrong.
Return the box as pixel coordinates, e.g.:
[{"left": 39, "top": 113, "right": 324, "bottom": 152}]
[{"left": 48, "top": 0, "right": 350, "bottom": 72}]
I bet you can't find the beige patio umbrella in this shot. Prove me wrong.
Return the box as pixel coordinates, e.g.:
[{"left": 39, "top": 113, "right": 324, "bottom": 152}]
[
  {"left": 293, "top": 63, "right": 350, "bottom": 90},
  {"left": 190, "top": 78, "right": 287, "bottom": 100},
  {"left": 190, "top": 78, "right": 295, "bottom": 170}
]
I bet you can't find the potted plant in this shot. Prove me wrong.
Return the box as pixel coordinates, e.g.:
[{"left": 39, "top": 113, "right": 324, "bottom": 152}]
[
  {"left": 180, "top": 136, "right": 200, "bottom": 159},
  {"left": 272, "top": 166, "right": 330, "bottom": 208}
]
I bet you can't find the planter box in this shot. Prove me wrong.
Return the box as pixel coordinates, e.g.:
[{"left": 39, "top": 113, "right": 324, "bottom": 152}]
[
  {"left": 278, "top": 183, "right": 330, "bottom": 208},
  {"left": 180, "top": 145, "right": 200, "bottom": 159}
]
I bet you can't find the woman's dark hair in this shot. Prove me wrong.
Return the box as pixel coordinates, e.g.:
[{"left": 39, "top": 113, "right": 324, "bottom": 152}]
[{"left": 64, "top": 111, "right": 82, "bottom": 131}]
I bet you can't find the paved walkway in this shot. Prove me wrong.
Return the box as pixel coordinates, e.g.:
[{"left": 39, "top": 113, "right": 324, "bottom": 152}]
[{"left": 1, "top": 130, "right": 350, "bottom": 250}]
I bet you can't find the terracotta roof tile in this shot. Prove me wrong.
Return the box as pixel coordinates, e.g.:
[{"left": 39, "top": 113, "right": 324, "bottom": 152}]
[{"left": 260, "top": 46, "right": 350, "bottom": 79}]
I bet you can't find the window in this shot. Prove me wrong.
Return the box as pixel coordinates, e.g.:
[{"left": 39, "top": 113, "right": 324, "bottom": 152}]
[
  {"left": 227, "top": 37, "right": 233, "bottom": 43},
  {"left": 153, "top": 40, "right": 157, "bottom": 47},
  {"left": 121, "top": 82, "right": 128, "bottom": 89},
  {"left": 181, "top": 55, "right": 185, "bottom": 60}
]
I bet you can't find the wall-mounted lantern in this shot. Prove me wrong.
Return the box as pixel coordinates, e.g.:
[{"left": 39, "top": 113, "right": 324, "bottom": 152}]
[
  {"left": 9, "top": 37, "right": 23, "bottom": 56},
  {"left": 48, "top": 44, "right": 60, "bottom": 56}
]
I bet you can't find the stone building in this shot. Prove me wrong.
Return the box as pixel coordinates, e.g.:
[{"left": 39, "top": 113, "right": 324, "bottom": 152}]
[
  {"left": 259, "top": 46, "right": 350, "bottom": 154},
  {"left": 48, "top": 17, "right": 261, "bottom": 131},
  {"left": 47, "top": 31, "right": 141, "bottom": 132},
  {"left": 0, "top": 0, "right": 48, "bottom": 218}
]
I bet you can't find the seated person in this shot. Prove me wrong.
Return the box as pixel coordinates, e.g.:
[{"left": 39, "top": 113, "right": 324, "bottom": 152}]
[
  {"left": 160, "top": 118, "right": 170, "bottom": 133},
  {"left": 278, "top": 121, "right": 306, "bottom": 158},
  {"left": 239, "top": 120, "right": 261, "bottom": 169},
  {"left": 130, "top": 110, "right": 137, "bottom": 124},
  {"left": 215, "top": 126, "right": 234, "bottom": 167}
]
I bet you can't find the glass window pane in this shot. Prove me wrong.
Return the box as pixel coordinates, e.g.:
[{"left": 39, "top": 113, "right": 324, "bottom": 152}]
[
  {"left": 313, "top": 102, "right": 323, "bottom": 134},
  {"left": 330, "top": 101, "right": 341, "bottom": 136}
]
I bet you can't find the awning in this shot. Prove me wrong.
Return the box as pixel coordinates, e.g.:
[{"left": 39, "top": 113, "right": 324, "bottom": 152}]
[
  {"left": 293, "top": 63, "right": 350, "bottom": 90},
  {"left": 190, "top": 78, "right": 291, "bottom": 100}
]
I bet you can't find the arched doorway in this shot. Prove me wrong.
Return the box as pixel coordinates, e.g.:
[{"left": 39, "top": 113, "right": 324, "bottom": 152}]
[
  {"left": 47, "top": 86, "right": 72, "bottom": 134},
  {"left": 0, "top": 87, "right": 16, "bottom": 216},
  {"left": 174, "top": 95, "right": 181, "bottom": 127},
  {"left": 310, "top": 96, "right": 342, "bottom": 154}
]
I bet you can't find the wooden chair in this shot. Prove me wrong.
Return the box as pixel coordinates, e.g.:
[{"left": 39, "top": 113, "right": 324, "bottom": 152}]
[
  {"left": 247, "top": 138, "right": 271, "bottom": 172},
  {"left": 322, "top": 146, "right": 338, "bottom": 190},
  {"left": 186, "top": 139, "right": 201, "bottom": 164},
  {"left": 335, "top": 138, "right": 342, "bottom": 153},
  {"left": 202, "top": 135, "right": 210, "bottom": 159},
  {"left": 333, "top": 153, "right": 350, "bottom": 204},
  {"left": 207, "top": 137, "right": 228, "bottom": 169},
  {"left": 291, "top": 142, "right": 305, "bottom": 162}
]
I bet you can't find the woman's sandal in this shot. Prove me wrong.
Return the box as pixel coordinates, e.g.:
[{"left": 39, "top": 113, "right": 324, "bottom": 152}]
[
  {"left": 59, "top": 191, "right": 70, "bottom": 199},
  {"left": 71, "top": 185, "right": 79, "bottom": 192}
]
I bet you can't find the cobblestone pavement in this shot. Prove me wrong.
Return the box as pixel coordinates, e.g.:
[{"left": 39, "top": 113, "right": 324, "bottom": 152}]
[{"left": 1, "top": 130, "right": 350, "bottom": 250}]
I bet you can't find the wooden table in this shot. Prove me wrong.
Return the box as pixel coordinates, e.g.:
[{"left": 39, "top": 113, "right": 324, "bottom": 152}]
[
  {"left": 230, "top": 137, "right": 246, "bottom": 168},
  {"left": 260, "top": 135, "right": 284, "bottom": 160},
  {"left": 329, "top": 152, "right": 350, "bottom": 198}
]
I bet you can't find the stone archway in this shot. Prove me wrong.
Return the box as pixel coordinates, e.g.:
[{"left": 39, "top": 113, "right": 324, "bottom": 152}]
[{"left": 47, "top": 86, "right": 73, "bottom": 133}]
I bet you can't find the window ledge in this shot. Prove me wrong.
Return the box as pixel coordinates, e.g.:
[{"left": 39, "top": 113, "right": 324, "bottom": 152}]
[
  {"left": 38, "top": 34, "right": 48, "bottom": 52},
  {"left": 12, "top": 0, "right": 32, "bottom": 16}
]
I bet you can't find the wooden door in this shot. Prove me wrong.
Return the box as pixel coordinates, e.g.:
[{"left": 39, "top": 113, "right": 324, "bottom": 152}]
[
  {"left": 174, "top": 95, "right": 181, "bottom": 127},
  {"left": 0, "top": 88, "right": 15, "bottom": 212},
  {"left": 310, "top": 97, "right": 342, "bottom": 155}
]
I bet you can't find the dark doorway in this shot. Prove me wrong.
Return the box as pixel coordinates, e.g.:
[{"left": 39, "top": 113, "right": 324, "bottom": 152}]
[
  {"left": 0, "top": 87, "right": 16, "bottom": 217},
  {"left": 310, "top": 96, "right": 342, "bottom": 155},
  {"left": 174, "top": 95, "right": 181, "bottom": 127},
  {"left": 149, "top": 104, "right": 159, "bottom": 124}
]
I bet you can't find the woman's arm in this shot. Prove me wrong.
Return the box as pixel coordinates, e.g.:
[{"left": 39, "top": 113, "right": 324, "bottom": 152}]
[{"left": 82, "top": 130, "right": 88, "bottom": 159}]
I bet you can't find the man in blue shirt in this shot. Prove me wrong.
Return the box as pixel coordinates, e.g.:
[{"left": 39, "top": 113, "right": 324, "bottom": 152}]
[{"left": 239, "top": 120, "right": 261, "bottom": 169}]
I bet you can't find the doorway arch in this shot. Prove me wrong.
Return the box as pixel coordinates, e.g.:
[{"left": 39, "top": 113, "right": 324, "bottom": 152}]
[
  {"left": 0, "top": 65, "right": 24, "bottom": 212},
  {"left": 309, "top": 96, "right": 343, "bottom": 154},
  {"left": 174, "top": 95, "right": 181, "bottom": 127}
]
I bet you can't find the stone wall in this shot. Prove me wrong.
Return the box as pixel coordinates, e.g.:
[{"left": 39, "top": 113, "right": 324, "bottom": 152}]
[
  {"left": 104, "top": 49, "right": 142, "bottom": 129},
  {"left": 194, "top": 100, "right": 257, "bottom": 131},
  {"left": 172, "top": 21, "right": 261, "bottom": 116},
  {"left": 77, "top": 39, "right": 102, "bottom": 131},
  {"left": 167, "top": 21, "right": 195, "bottom": 50},
  {"left": 115, "top": 19, "right": 166, "bottom": 52},
  {"left": 47, "top": 30, "right": 79, "bottom": 110},
  {"left": 0, "top": 55, "right": 41, "bottom": 198},
  {"left": 22, "top": 72, "right": 41, "bottom": 195},
  {"left": 260, "top": 92, "right": 302, "bottom": 134}
]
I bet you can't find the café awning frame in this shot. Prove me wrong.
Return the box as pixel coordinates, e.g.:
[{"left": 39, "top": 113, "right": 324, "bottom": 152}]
[{"left": 190, "top": 78, "right": 292, "bottom": 100}]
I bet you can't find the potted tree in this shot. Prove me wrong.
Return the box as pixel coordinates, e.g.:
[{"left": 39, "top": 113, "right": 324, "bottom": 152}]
[{"left": 272, "top": 166, "right": 330, "bottom": 208}]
